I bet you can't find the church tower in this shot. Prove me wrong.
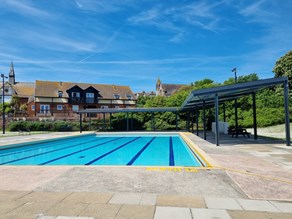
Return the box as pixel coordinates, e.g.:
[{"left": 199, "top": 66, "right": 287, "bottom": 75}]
[
  {"left": 9, "top": 61, "right": 15, "bottom": 84},
  {"left": 156, "top": 77, "right": 162, "bottom": 96}
]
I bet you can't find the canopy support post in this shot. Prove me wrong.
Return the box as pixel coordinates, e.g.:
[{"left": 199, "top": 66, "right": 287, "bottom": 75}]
[
  {"left": 252, "top": 93, "right": 257, "bottom": 140},
  {"left": 284, "top": 80, "right": 291, "bottom": 146},
  {"left": 203, "top": 100, "right": 206, "bottom": 140},
  {"left": 215, "top": 93, "right": 220, "bottom": 146}
]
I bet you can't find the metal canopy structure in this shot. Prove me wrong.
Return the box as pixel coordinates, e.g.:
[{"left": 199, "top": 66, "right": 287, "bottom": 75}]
[
  {"left": 78, "top": 107, "right": 179, "bottom": 114},
  {"left": 78, "top": 77, "right": 290, "bottom": 147},
  {"left": 181, "top": 77, "right": 290, "bottom": 146},
  {"left": 181, "top": 77, "right": 288, "bottom": 110},
  {"left": 78, "top": 107, "right": 180, "bottom": 132}
]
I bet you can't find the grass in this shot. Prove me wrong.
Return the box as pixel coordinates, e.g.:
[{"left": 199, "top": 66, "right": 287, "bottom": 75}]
[{"left": 247, "top": 123, "right": 292, "bottom": 139}]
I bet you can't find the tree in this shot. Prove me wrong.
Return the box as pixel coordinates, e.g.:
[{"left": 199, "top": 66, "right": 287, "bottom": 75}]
[
  {"left": 273, "top": 50, "right": 292, "bottom": 87},
  {"left": 10, "top": 95, "right": 20, "bottom": 117}
]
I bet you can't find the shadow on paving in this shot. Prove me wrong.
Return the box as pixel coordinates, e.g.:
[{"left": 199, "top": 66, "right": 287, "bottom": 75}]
[
  {"left": 35, "top": 167, "right": 247, "bottom": 198},
  {"left": 192, "top": 131, "right": 286, "bottom": 146}
]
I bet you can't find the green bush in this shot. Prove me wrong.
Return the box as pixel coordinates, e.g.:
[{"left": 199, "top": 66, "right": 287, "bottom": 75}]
[{"left": 8, "top": 121, "right": 80, "bottom": 132}]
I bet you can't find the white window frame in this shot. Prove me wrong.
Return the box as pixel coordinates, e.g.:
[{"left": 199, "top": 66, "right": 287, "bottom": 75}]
[
  {"left": 86, "top": 93, "right": 94, "bottom": 103},
  {"left": 31, "top": 105, "right": 35, "bottom": 111},
  {"left": 72, "top": 92, "right": 80, "bottom": 98},
  {"left": 40, "top": 104, "right": 50, "bottom": 114},
  {"left": 58, "top": 91, "right": 63, "bottom": 98},
  {"left": 126, "top": 94, "right": 132, "bottom": 100},
  {"left": 57, "top": 105, "right": 63, "bottom": 110},
  {"left": 72, "top": 105, "right": 79, "bottom": 111},
  {"left": 114, "top": 94, "right": 120, "bottom": 99}
]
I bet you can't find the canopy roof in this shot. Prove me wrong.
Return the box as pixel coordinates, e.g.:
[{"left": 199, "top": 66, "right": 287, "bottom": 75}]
[
  {"left": 78, "top": 107, "right": 179, "bottom": 114},
  {"left": 181, "top": 77, "right": 288, "bottom": 111}
]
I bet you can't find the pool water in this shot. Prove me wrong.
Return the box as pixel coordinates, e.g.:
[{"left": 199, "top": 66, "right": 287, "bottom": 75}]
[{"left": 0, "top": 134, "right": 204, "bottom": 166}]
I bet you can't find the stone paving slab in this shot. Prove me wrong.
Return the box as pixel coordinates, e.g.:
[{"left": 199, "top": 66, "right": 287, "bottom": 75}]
[
  {"left": 266, "top": 212, "right": 292, "bottom": 219},
  {"left": 0, "top": 166, "right": 72, "bottom": 191},
  {"left": 236, "top": 198, "right": 280, "bottom": 212},
  {"left": 78, "top": 203, "right": 121, "bottom": 218},
  {"left": 61, "top": 192, "right": 113, "bottom": 204},
  {"left": 108, "top": 193, "right": 142, "bottom": 205},
  {"left": 115, "top": 205, "right": 155, "bottom": 219},
  {"left": 45, "top": 202, "right": 89, "bottom": 217},
  {"left": 6, "top": 201, "right": 57, "bottom": 215},
  {"left": 227, "top": 210, "right": 270, "bottom": 219},
  {"left": 140, "top": 193, "right": 157, "bottom": 205},
  {"left": 156, "top": 194, "right": 206, "bottom": 208},
  {"left": 0, "top": 190, "right": 30, "bottom": 201},
  {"left": 0, "top": 214, "right": 37, "bottom": 219},
  {"left": 154, "top": 206, "right": 192, "bottom": 219},
  {"left": 56, "top": 217, "right": 94, "bottom": 219},
  {"left": 17, "top": 191, "right": 71, "bottom": 203},
  {"left": 0, "top": 201, "right": 26, "bottom": 215},
  {"left": 270, "top": 201, "right": 292, "bottom": 213},
  {"left": 191, "top": 208, "right": 232, "bottom": 219},
  {"left": 205, "top": 197, "right": 242, "bottom": 210}
]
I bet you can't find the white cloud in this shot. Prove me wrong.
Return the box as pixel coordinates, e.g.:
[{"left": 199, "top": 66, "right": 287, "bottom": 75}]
[
  {"left": 1, "top": 0, "right": 51, "bottom": 18},
  {"left": 73, "top": 0, "right": 132, "bottom": 13},
  {"left": 239, "top": 0, "right": 267, "bottom": 17},
  {"left": 128, "top": 0, "right": 226, "bottom": 42},
  {"left": 75, "top": 0, "right": 83, "bottom": 8}
]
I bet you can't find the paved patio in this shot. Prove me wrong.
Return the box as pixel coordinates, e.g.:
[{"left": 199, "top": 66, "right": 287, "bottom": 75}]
[
  {"left": 0, "top": 131, "right": 292, "bottom": 218},
  {"left": 1, "top": 190, "right": 292, "bottom": 219}
]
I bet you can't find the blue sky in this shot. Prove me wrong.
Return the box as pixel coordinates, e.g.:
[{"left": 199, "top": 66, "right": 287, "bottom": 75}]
[{"left": 0, "top": 0, "right": 291, "bottom": 92}]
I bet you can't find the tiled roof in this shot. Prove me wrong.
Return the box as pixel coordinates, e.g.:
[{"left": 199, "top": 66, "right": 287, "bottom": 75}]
[
  {"left": 12, "top": 82, "right": 35, "bottom": 97},
  {"left": 35, "top": 80, "right": 136, "bottom": 99},
  {"left": 162, "top": 84, "right": 186, "bottom": 95}
]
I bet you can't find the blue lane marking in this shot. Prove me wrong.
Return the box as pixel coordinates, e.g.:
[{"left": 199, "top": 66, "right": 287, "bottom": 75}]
[
  {"left": 0, "top": 136, "right": 92, "bottom": 157},
  {"left": 0, "top": 137, "right": 107, "bottom": 165},
  {"left": 127, "top": 137, "right": 156, "bottom": 166},
  {"left": 85, "top": 137, "right": 141, "bottom": 165},
  {"left": 40, "top": 137, "right": 123, "bottom": 165},
  {"left": 169, "top": 136, "right": 175, "bottom": 166}
]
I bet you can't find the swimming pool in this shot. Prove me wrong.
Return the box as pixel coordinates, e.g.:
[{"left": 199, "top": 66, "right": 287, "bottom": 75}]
[{"left": 0, "top": 134, "right": 205, "bottom": 167}]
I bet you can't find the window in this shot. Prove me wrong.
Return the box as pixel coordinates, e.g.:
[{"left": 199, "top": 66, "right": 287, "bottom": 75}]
[
  {"left": 57, "top": 105, "right": 63, "bottom": 110},
  {"left": 31, "top": 105, "right": 35, "bottom": 111},
  {"left": 126, "top": 94, "right": 132, "bottom": 100},
  {"left": 40, "top": 105, "right": 50, "bottom": 114},
  {"left": 114, "top": 94, "right": 120, "bottom": 99},
  {"left": 71, "top": 92, "right": 80, "bottom": 101},
  {"left": 58, "top": 91, "right": 63, "bottom": 98},
  {"left": 86, "top": 93, "right": 94, "bottom": 103},
  {"left": 101, "top": 106, "right": 108, "bottom": 109},
  {"left": 72, "top": 105, "right": 79, "bottom": 111},
  {"left": 115, "top": 106, "right": 120, "bottom": 108},
  {"left": 72, "top": 92, "right": 80, "bottom": 97}
]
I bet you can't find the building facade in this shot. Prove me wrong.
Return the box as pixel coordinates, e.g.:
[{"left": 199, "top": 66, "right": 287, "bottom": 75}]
[
  {"left": 29, "top": 80, "right": 136, "bottom": 119},
  {"left": 1, "top": 63, "right": 136, "bottom": 119},
  {"left": 1, "top": 62, "right": 35, "bottom": 107},
  {"left": 156, "top": 78, "right": 186, "bottom": 96}
]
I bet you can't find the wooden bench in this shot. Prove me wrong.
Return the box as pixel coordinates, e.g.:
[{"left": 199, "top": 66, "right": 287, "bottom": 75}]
[
  {"left": 230, "top": 128, "right": 250, "bottom": 138},
  {"left": 18, "top": 128, "right": 31, "bottom": 135}
]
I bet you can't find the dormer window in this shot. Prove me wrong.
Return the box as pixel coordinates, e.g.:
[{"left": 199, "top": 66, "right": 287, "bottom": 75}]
[
  {"left": 126, "top": 94, "right": 132, "bottom": 100},
  {"left": 114, "top": 94, "right": 120, "bottom": 99},
  {"left": 58, "top": 91, "right": 63, "bottom": 98}
]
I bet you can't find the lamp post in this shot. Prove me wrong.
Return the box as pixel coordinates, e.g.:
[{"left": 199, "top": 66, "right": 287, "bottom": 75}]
[
  {"left": 232, "top": 68, "right": 238, "bottom": 129},
  {"left": 1, "top": 74, "right": 8, "bottom": 134},
  {"left": 232, "top": 68, "right": 237, "bottom": 83}
]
